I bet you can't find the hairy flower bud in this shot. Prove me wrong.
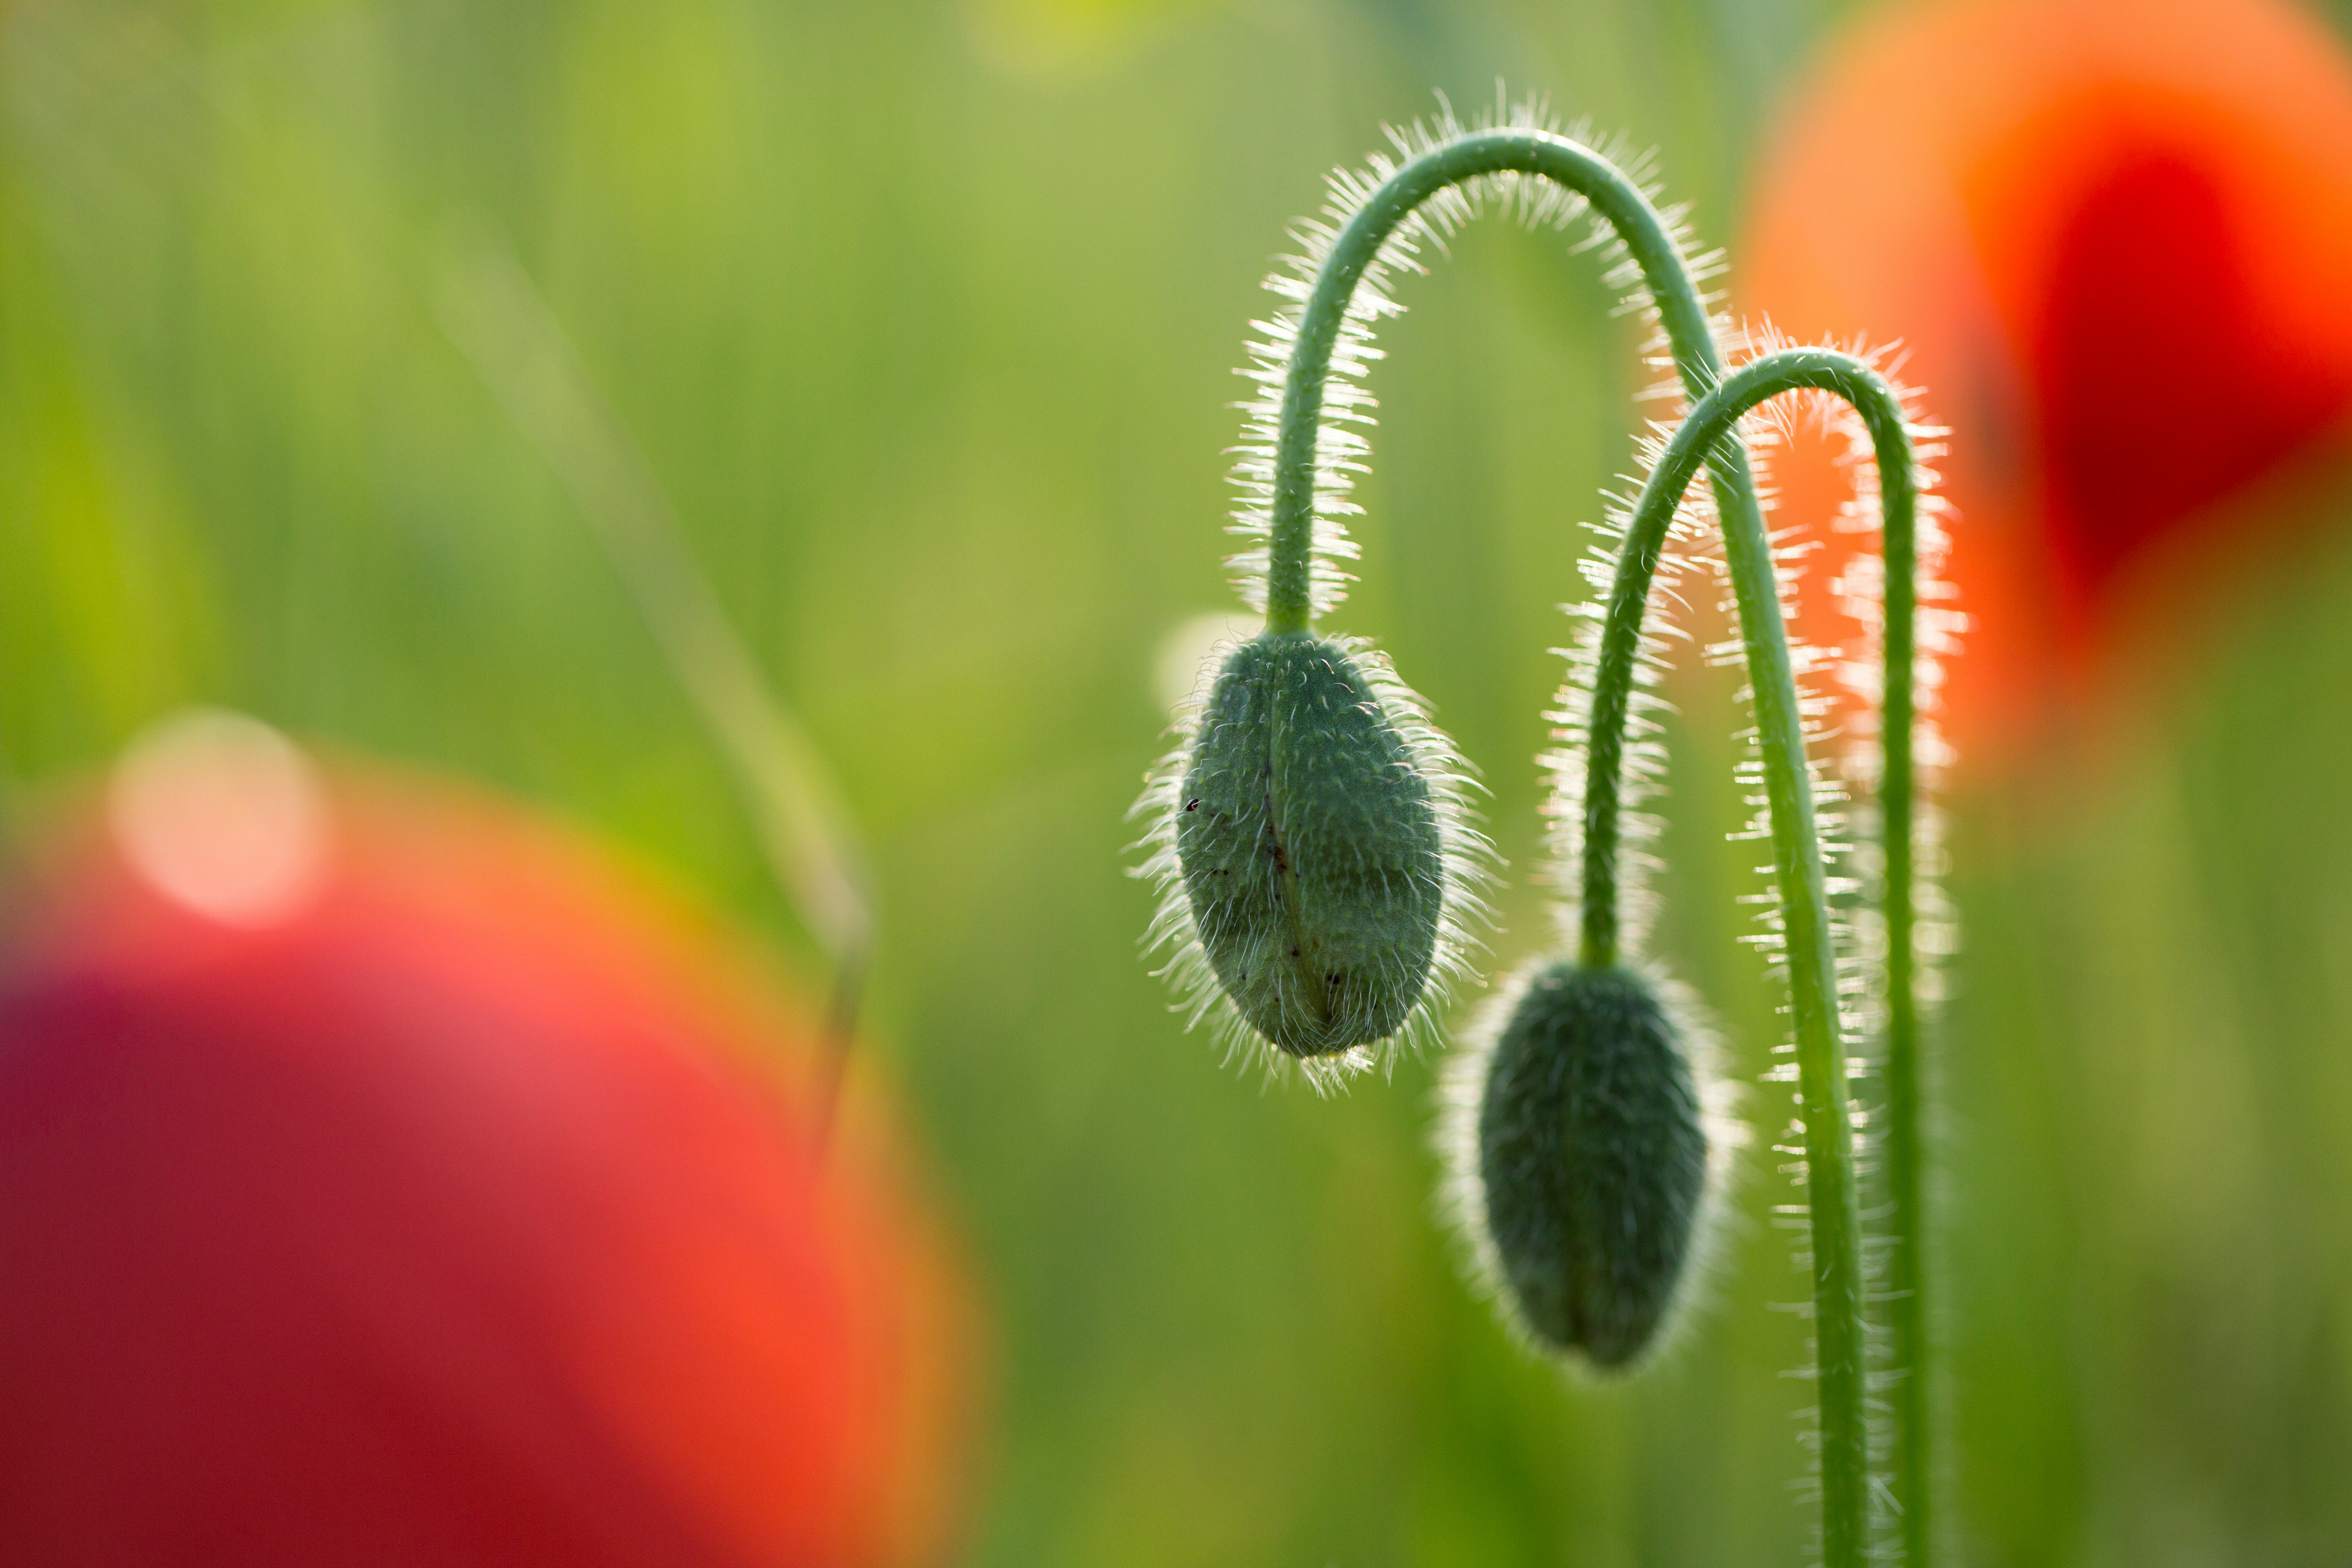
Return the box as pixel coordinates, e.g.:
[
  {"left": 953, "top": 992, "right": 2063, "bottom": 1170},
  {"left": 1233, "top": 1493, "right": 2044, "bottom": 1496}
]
[
  {"left": 1179, "top": 632, "right": 1441, "bottom": 1054},
  {"left": 1136, "top": 630, "right": 1484, "bottom": 1073},
  {"left": 1446, "top": 960, "right": 1722, "bottom": 1370}
]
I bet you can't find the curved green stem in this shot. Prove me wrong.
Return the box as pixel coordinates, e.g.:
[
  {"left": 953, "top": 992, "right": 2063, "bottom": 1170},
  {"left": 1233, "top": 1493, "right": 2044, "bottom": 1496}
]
[
  {"left": 1876, "top": 407, "right": 1928, "bottom": 1568},
  {"left": 1589, "top": 345, "right": 1919, "bottom": 1568},
  {"left": 1261, "top": 128, "right": 1764, "bottom": 657},
  {"left": 1263, "top": 132, "right": 1921, "bottom": 1568}
]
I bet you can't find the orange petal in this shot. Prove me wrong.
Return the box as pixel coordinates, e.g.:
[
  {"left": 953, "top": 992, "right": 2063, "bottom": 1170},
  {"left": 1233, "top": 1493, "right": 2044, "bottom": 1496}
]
[{"left": 1742, "top": 0, "right": 2352, "bottom": 767}]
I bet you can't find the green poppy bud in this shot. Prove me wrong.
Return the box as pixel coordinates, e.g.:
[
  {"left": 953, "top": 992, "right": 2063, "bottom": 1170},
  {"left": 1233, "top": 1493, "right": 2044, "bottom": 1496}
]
[
  {"left": 1445, "top": 959, "right": 1724, "bottom": 1370},
  {"left": 1136, "top": 630, "right": 1486, "bottom": 1074}
]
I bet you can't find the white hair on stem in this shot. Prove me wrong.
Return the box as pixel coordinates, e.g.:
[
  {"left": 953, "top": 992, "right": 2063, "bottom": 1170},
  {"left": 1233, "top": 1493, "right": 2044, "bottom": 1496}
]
[
  {"left": 1721, "top": 323, "right": 1961, "bottom": 1045},
  {"left": 1226, "top": 89, "right": 1719, "bottom": 620}
]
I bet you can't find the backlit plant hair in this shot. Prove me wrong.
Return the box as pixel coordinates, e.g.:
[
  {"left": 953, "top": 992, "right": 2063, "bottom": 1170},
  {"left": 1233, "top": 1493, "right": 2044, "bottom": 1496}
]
[
  {"left": 1472, "top": 340, "right": 1948, "bottom": 1568},
  {"left": 1138, "top": 98, "right": 1954, "bottom": 1568},
  {"left": 1439, "top": 331, "right": 1957, "bottom": 1568},
  {"left": 1136, "top": 96, "right": 1765, "bottom": 1082}
]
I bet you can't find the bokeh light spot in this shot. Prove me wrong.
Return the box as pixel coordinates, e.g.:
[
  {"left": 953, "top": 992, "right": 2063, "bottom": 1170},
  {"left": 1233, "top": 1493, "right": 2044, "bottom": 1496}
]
[{"left": 106, "top": 708, "right": 333, "bottom": 929}]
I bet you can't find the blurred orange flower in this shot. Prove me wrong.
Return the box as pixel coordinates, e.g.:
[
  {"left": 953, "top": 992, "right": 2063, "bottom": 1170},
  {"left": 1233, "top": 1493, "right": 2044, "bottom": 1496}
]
[
  {"left": 0, "top": 713, "right": 971, "bottom": 1567},
  {"left": 1744, "top": 0, "right": 2352, "bottom": 766}
]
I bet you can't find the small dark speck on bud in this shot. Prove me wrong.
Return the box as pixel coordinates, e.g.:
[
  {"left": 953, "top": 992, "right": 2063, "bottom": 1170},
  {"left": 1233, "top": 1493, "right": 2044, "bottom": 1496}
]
[{"left": 1176, "top": 633, "right": 1443, "bottom": 1057}]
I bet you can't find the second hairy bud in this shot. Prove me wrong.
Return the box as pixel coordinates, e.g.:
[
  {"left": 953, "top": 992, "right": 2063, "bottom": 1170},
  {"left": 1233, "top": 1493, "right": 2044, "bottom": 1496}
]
[{"left": 1447, "top": 960, "right": 1722, "bottom": 1370}]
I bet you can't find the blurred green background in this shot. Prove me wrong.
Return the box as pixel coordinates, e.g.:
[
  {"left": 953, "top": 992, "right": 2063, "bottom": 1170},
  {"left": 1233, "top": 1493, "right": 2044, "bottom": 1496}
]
[{"left": 7, "top": 0, "right": 2352, "bottom": 1563}]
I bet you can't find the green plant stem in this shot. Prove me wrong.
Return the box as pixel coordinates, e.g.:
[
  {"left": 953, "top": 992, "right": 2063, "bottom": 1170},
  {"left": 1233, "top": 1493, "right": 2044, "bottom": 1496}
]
[
  {"left": 1261, "top": 129, "right": 1763, "bottom": 660},
  {"left": 1261, "top": 131, "right": 1898, "bottom": 1566},
  {"left": 1879, "top": 398, "right": 1927, "bottom": 1568},
  {"left": 1587, "top": 346, "right": 1919, "bottom": 1568},
  {"left": 435, "top": 228, "right": 878, "bottom": 1134}
]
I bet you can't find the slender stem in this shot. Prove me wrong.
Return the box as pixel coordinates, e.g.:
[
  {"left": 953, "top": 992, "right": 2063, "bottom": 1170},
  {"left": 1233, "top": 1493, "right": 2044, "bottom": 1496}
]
[
  {"left": 1879, "top": 379, "right": 1927, "bottom": 1568},
  {"left": 1261, "top": 129, "right": 1764, "bottom": 661},
  {"left": 436, "top": 229, "right": 880, "bottom": 1140},
  {"left": 1266, "top": 130, "right": 1899, "bottom": 1559},
  {"left": 1588, "top": 346, "right": 1918, "bottom": 1568}
]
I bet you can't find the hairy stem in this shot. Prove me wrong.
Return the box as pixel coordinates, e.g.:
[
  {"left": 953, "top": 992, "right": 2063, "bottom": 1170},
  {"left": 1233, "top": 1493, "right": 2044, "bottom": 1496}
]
[
  {"left": 1261, "top": 129, "right": 1766, "bottom": 692},
  {"left": 1588, "top": 345, "right": 1919, "bottom": 1568},
  {"left": 1262, "top": 131, "right": 1923, "bottom": 1566},
  {"left": 1879, "top": 387, "right": 1927, "bottom": 1568}
]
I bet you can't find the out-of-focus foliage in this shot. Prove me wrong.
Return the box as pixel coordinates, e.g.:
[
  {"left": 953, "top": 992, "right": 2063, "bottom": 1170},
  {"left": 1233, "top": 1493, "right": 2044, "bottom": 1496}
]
[{"left": 5, "top": 0, "right": 2352, "bottom": 1563}]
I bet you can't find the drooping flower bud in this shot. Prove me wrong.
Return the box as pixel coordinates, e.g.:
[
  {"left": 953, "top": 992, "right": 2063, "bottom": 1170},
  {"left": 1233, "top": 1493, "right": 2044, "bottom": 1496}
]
[
  {"left": 1446, "top": 959, "right": 1723, "bottom": 1370},
  {"left": 1137, "top": 630, "right": 1484, "bottom": 1071}
]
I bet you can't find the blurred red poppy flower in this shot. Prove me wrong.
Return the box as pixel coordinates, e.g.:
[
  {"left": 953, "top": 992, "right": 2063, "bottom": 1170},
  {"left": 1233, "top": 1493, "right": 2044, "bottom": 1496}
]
[
  {"left": 0, "top": 711, "right": 972, "bottom": 1567},
  {"left": 1743, "top": 0, "right": 2352, "bottom": 765}
]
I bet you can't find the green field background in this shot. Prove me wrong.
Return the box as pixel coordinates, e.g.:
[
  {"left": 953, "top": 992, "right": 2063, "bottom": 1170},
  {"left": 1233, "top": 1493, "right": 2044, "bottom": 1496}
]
[{"left": 5, "top": 1, "right": 2352, "bottom": 1562}]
